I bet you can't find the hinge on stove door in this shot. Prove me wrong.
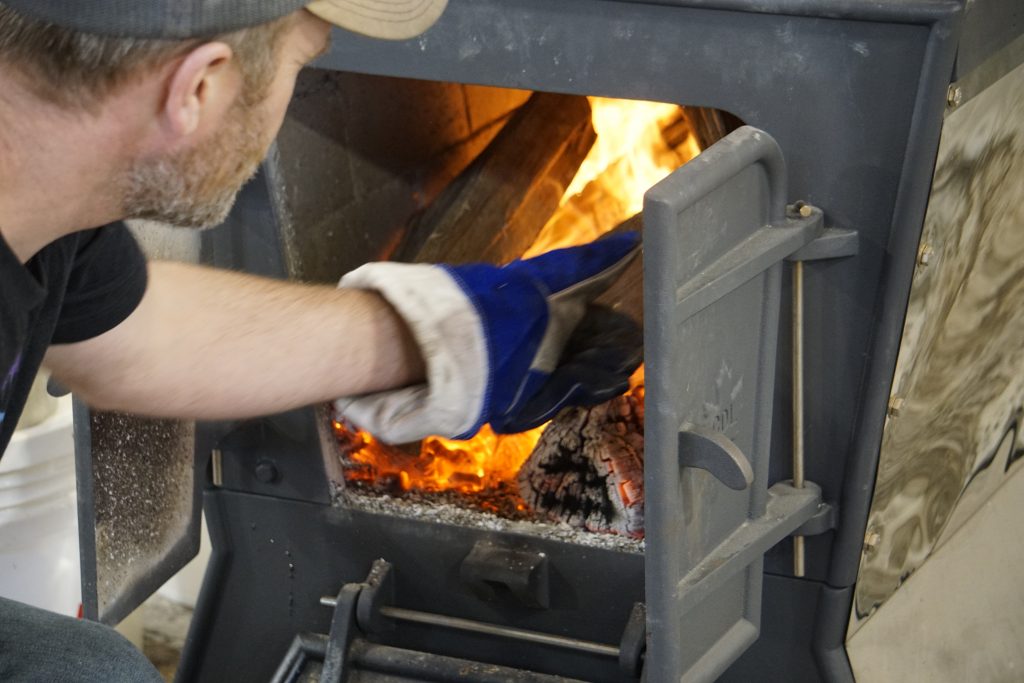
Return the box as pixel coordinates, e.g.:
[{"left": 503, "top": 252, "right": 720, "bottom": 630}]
[
  {"left": 786, "top": 204, "right": 857, "bottom": 575},
  {"left": 271, "top": 559, "right": 647, "bottom": 683}
]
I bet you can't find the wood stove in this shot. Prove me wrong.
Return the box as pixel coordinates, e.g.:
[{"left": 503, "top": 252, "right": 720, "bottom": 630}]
[{"left": 73, "top": 0, "right": 1024, "bottom": 681}]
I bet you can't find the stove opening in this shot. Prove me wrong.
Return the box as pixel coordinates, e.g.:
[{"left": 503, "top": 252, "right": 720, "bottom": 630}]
[{"left": 281, "top": 73, "right": 740, "bottom": 544}]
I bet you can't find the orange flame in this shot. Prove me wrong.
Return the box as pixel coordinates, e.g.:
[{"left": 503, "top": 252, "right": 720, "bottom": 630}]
[
  {"left": 525, "top": 98, "right": 700, "bottom": 256},
  {"left": 333, "top": 421, "right": 544, "bottom": 497},
  {"left": 337, "top": 97, "right": 699, "bottom": 505}
]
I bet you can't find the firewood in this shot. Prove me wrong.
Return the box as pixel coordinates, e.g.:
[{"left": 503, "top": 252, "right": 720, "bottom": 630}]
[
  {"left": 517, "top": 389, "right": 645, "bottom": 538},
  {"left": 395, "top": 92, "right": 596, "bottom": 265},
  {"left": 679, "top": 107, "right": 737, "bottom": 150},
  {"left": 594, "top": 214, "right": 644, "bottom": 324}
]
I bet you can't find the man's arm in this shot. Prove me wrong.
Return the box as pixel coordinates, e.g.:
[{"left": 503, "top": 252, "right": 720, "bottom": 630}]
[{"left": 45, "top": 260, "right": 426, "bottom": 419}]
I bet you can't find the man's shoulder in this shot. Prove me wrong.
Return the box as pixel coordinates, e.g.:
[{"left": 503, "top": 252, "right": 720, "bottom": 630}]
[
  {"left": 34, "top": 224, "right": 116, "bottom": 259},
  {"left": 34, "top": 222, "right": 136, "bottom": 269}
]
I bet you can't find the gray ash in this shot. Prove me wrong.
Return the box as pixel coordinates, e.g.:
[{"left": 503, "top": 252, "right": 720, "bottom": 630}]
[
  {"left": 345, "top": 478, "right": 534, "bottom": 520},
  {"left": 338, "top": 488, "right": 645, "bottom": 554}
]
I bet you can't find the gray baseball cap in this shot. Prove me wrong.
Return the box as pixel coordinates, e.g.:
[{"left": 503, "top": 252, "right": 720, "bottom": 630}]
[{"left": 3, "top": 0, "right": 448, "bottom": 40}]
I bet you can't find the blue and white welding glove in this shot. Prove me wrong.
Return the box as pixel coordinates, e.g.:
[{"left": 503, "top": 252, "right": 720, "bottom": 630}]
[{"left": 333, "top": 232, "right": 641, "bottom": 443}]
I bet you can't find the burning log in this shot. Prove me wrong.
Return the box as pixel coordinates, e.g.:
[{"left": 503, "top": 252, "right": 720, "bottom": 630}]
[
  {"left": 395, "top": 92, "right": 597, "bottom": 265},
  {"left": 594, "top": 213, "right": 644, "bottom": 324},
  {"left": 517, "top": 385, "right": 645, "bottom": 538},
  {"left": 672, "top": 107, "right": 741, "bottom": 151}
]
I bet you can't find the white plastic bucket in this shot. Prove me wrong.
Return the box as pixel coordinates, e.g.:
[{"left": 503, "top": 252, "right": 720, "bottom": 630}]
[{"left": 0, "top": 397, "right": 81, "bottom": 616}]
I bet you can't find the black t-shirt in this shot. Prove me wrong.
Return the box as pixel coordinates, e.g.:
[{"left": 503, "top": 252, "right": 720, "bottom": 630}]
[{"left": 0, "top": 224, "right": 148, "bottom": 452}]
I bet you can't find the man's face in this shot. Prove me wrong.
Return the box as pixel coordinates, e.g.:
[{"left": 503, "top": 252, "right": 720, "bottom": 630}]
[{"left": 121, "top": 11, "right": 332, "bottom": 229}]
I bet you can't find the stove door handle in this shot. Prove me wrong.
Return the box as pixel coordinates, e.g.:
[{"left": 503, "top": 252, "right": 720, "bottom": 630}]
[{"left": 678, "top": 425, "right": 754, "bottom": 491}]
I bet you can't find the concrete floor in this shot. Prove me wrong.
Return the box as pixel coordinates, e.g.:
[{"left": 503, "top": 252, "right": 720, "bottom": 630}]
[
  {"left": 847, "top": 466, "right": 1024, "bottom": 682},
  {"left": 141, "top": 595, "right": 193, "bottom": 682}
]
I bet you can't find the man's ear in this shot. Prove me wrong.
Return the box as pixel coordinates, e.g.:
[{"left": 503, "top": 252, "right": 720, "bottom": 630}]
[{"left": 162, "top": 42, "right": 239, "bottom": 140}]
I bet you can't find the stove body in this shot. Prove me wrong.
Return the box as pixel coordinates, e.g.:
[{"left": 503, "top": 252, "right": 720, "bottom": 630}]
[{"left": 71, "top": 0, "right": 1024, "bottom": 681}]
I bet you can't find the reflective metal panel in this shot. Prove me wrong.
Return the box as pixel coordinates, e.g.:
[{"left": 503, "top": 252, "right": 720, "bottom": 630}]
[
  {"left": 850, "top": 61, "right": 1024, "bottom": 633},
  {"left": 848, "top": 465, "right": 1024, "bottom": 680}
]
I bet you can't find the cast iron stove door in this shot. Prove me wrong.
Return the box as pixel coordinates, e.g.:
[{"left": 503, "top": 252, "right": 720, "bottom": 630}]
[
  {"left": 74, "top": 173, "right": 330, "bottom": 625},
  {"left": 74, "top": 399, "right": 203, "bottom": 624},
  {"left": 643, "top": 126, "right": 823, "bottom": 682}
]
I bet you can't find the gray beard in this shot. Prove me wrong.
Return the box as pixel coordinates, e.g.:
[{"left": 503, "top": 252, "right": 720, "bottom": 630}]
[
  {"left": 121, "top": 105, "right": 266, "bottom": 229},
  {"left": 122, "top": 154, "right": 244, "bottom": 229}
]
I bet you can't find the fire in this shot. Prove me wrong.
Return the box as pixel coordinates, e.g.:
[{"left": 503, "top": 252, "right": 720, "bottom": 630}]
[
  {"left": 629, "top": 363, "right": 646, "bottom": 395},
  {"left": 334, "top": 421, "right": 545, "bottom": 495},
  {"left": 336, "top": 96, "right": 701, "bottom": 513},
  {"left": 335, "top": 365, "right": 646, "bottom": 509},
  {"left": 524, "top": 97, "right": 700, "bottom": 256}
]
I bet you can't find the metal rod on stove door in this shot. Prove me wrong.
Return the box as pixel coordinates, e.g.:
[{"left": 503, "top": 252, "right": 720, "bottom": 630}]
[
  {"left": 319, "top": 598, "right": 620, "bottom": 658},
  {"left": 792, "top": 259, "right": 806, "bottom": 578}
]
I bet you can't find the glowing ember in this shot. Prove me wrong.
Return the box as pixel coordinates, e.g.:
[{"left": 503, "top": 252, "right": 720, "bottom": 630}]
[{"left": 335, "top": 96, "right": 702, "bottom": 521}]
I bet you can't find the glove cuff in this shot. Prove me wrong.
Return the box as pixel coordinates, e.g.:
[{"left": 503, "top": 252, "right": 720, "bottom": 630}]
[{"left": 333, "top": 263, "right": 488, "bottom": 443}]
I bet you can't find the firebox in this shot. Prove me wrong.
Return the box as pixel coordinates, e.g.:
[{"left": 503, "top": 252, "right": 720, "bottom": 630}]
[{"left": 72, "top": 0, "right": 1024, "bottom": 681}]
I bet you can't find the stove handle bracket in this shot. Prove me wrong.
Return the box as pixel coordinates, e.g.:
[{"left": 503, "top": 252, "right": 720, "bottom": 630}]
[
  {"left": 674, "top": 481, "right": 822, "bottom": 615},
  {"left": 787, "top": 227, "right": 859, "bottom": 262},
  {"left": 790, "top": 498, "right": 838, "bottom": 537}
]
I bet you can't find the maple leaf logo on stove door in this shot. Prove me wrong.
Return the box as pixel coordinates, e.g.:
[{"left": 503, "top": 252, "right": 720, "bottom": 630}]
[{"left": 698, "top": 360, "right": 743, "bottom": 437}]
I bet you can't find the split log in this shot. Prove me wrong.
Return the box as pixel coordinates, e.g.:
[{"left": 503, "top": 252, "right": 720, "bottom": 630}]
[
  {"left": 395, "top": 92, "right": 596, "bottom": 265},
  {"left": 594, "top": 214, "right": 644, "bottom": 325},
  {"left": 517, "top": 388, "right": 645, "bottom": 538},
  {"left": 661, "top": 107, "right": 738, "bottom": 152}
]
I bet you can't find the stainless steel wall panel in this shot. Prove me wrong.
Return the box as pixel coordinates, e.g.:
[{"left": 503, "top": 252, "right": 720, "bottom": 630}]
[{"left": 850, "top": 60, "right": 1024, "bottom": 636}]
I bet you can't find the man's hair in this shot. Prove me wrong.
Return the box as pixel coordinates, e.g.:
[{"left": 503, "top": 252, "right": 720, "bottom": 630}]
[{"left": 0, "top": 2, "right": 293, "bottom": 110}]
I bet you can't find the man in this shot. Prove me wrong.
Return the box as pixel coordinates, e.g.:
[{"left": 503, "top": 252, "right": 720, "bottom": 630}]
[{"left": 0, "top": 0, "right": 638, "bottom": 679}]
